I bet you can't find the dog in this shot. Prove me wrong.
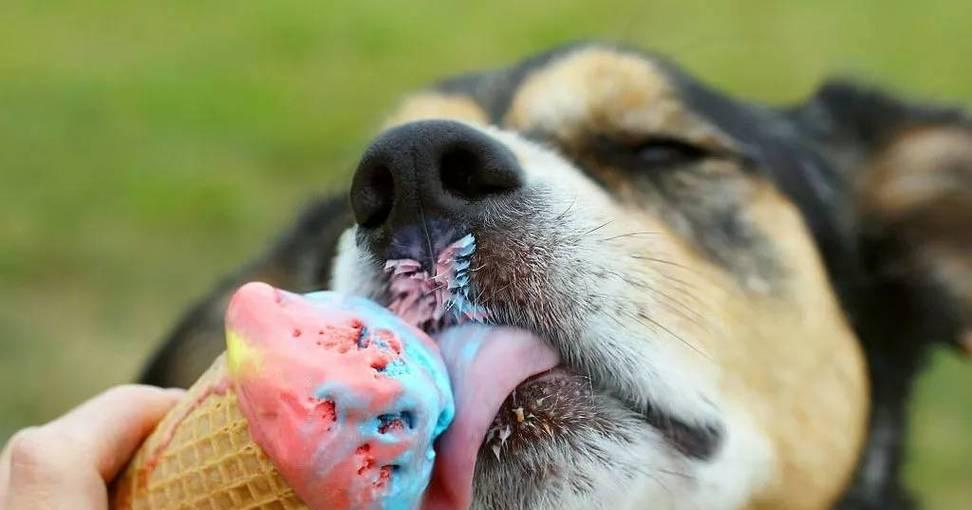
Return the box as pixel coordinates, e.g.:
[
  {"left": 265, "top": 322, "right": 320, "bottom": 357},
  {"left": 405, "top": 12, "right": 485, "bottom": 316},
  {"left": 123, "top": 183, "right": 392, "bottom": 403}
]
[{"left": 139, "top": 42, "right": 972, "bottom": 510}]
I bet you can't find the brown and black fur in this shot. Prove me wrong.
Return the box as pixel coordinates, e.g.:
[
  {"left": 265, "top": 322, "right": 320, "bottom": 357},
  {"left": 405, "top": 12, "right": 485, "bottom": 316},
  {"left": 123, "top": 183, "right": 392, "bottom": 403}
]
[{"left": 140, "top": 43, "right": 971, "bottom": 509}]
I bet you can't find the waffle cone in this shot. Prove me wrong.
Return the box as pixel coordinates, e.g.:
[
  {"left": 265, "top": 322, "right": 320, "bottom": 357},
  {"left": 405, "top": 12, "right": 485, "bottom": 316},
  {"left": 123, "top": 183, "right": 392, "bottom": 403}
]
[{"left": 111, "top": 354, "right": 309, "bottom": 510}]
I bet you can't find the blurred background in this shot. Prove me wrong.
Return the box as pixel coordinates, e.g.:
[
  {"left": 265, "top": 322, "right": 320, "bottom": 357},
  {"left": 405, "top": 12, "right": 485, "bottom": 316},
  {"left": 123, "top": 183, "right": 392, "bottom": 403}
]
[{"left": 1, "top": 0, "right": 969, "bottom": 507}]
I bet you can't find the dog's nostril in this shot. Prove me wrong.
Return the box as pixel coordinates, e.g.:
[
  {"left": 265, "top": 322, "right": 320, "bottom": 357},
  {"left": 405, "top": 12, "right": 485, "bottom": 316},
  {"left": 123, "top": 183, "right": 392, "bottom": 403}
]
[
  {"left": 352, "top": 164, "right": 394, "bottom": 228},
  {"left": 440, "top": 143, "right": 521, "bottom": 200},
  {"left": 440, "top": 145, "right": 481, "bottom": 199}
]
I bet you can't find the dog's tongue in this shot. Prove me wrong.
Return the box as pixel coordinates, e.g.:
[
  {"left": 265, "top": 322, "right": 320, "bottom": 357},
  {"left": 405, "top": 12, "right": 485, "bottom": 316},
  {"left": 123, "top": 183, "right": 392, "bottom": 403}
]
[{"left": 421, "top": 325, "right": 560, "bottom": 510}]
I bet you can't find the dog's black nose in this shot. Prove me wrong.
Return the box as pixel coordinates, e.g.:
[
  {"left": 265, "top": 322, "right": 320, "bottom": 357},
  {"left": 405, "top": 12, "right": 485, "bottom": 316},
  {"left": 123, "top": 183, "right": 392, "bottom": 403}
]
[{"left": 350, "top": 120, "right": 523, "bottom": 230}]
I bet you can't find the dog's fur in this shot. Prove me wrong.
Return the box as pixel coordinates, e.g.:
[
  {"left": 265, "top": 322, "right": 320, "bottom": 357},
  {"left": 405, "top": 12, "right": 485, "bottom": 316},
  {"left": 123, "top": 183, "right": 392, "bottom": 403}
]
[{"left": 140, "top": 43, "right": 972, "bottom": 509}]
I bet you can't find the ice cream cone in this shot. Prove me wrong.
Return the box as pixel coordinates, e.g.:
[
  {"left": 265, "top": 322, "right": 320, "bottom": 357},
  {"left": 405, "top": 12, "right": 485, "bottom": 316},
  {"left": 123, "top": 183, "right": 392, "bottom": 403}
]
[
  {"left": 112, "top": 353, "right": 309, "bottom": 510},
  {"left": 111, "top": 283, "right": 454, "bottom": 510}
]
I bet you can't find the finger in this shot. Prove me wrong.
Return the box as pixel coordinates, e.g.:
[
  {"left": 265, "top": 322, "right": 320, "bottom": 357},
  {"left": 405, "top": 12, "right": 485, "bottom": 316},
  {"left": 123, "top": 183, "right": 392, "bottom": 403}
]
[{"left": 49, "top": 385, "right": 185, "bottom": 481}]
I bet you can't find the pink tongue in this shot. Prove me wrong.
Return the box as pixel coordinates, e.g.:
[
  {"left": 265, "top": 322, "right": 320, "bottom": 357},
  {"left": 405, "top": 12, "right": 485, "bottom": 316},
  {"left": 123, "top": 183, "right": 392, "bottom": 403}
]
[{"left": 421, "top": 325, "right": 560, "bottom": 510}]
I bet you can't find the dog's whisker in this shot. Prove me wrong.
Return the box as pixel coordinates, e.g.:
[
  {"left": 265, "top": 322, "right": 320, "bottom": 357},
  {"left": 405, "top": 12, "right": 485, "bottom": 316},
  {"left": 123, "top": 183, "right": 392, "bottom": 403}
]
[
  {"left": 599, "top": 231, "right": 663, "bottom": 242},
  {"left": 630, "top": 254, "right": 700, "bottom": 273},
  {"left": 553, "top": 196, "right": 578, "bottom": 221},
  {"left": 628, "top": 309, "right": 712, "bottom": 361},
  {"left": 582, "top": 220, "right": 615, "bottom": 237}
]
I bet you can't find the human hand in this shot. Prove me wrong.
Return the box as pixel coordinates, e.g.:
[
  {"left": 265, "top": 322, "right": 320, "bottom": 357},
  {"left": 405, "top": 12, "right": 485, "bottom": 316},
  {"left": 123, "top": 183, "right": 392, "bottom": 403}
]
[{"left": 0, "top": 385, "right": 184, "bottom": 510}]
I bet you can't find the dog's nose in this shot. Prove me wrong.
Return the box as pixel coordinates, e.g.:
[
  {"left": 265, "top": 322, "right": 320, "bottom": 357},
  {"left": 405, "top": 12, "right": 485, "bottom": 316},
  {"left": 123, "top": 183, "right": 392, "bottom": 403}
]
[{"left": 350, "top": 120, "right": 523, "bottom": 229}]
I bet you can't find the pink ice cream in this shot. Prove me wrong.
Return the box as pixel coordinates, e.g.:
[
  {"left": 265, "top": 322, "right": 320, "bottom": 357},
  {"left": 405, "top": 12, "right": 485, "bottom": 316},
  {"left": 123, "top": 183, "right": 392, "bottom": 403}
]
[{"left": 225, "top": 282, "right": 454, "bottom": 510}]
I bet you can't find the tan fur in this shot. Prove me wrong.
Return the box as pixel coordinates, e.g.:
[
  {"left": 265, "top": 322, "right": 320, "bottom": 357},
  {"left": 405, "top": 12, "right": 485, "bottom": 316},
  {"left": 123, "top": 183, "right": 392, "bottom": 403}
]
[
  {"left": 864, "top": 127, "right": 972, "bottom": 218},
  {"left": 505, "top": 47, "right": 734, "bottom": 151},
  {"left": 382, "top": 92, "right": 489, "bottom": 129},
  {"left": 722, "top": 181, "right": 868, "bottom": 510}
]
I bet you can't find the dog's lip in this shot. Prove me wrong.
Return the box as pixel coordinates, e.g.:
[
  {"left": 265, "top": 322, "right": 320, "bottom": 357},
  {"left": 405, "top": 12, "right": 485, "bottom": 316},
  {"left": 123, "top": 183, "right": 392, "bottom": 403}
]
[{"left": 517, "top": 365, "right": 570, "bottom": 385}]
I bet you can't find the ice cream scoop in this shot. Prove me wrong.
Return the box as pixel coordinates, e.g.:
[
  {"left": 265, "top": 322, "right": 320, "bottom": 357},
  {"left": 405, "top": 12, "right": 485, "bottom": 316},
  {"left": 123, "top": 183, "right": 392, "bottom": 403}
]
[
  {"left": 228, "top": 283, "right": 455, "bottom": 509},
  {"left": 112, "top": 282, "right": 454, "bottom": 510}
]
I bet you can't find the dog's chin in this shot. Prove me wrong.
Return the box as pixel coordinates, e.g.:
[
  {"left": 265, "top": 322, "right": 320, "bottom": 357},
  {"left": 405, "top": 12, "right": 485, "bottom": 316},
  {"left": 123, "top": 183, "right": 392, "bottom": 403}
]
[{"left": 470, "top": 371, "right": 659, "bottom": 510}]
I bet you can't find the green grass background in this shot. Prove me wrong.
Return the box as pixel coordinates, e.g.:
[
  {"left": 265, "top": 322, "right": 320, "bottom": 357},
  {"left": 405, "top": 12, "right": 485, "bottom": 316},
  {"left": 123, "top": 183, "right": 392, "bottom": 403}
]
[{"left": 1, "top": 1, "right": 969, "bottom": 507}]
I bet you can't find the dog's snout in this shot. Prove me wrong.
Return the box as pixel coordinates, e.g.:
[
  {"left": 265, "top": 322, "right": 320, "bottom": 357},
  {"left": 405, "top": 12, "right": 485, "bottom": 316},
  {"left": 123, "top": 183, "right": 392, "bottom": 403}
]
[{"left": 350, "top": 120, "right": 523, "bottom": 229}]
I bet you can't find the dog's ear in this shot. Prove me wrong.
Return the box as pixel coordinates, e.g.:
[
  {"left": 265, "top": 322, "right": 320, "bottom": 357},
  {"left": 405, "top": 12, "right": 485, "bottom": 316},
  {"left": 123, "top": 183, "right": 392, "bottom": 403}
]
[
  {"left": 139, "top": 196, "right": 353, "bottom": 387},
  {"left": 812, "top": 82, "right": 972, "bottom": 356},
  {"left": 859, "top": 124, "right": 972, "bottom": 355}
]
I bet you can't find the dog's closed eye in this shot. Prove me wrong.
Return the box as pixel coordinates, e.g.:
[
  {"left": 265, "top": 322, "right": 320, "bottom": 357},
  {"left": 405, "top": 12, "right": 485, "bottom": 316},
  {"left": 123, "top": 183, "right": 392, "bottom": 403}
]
[
  {"left": 632, "top": 137, "right": 709, "bottom": 168},
  {"left": 590, "top": 133, "right": 711, "bottom": 172}
]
